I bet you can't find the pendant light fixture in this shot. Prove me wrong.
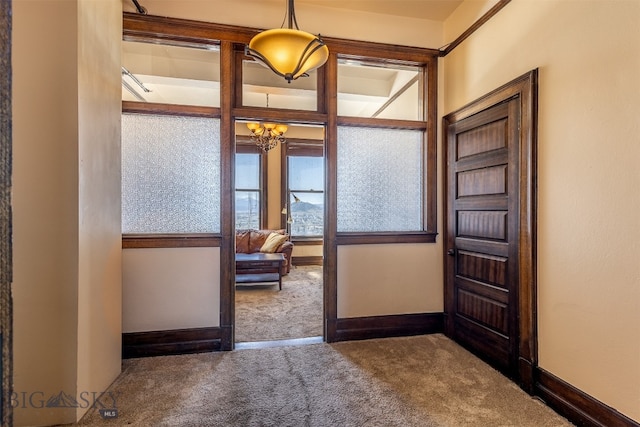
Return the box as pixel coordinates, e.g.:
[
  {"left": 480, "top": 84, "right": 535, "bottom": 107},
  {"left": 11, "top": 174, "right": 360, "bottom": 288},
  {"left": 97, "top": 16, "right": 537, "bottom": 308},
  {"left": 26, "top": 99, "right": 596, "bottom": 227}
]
[
  {"left": 246, "top": 94, "right": 288, "bottom": 152},
  {"left": 245, "top": 0, "right": 329, "bottom": 83}
]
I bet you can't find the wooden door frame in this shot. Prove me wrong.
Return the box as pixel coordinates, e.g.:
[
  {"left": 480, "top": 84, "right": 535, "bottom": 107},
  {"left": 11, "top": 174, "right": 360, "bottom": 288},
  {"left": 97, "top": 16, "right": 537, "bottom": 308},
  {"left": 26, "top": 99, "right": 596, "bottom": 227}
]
[
  {"left": 443, "top": 69, "right": 538, "bottom": 393},
  {"left": 1, "top": 0, "right": 12, "bottom": 423}
]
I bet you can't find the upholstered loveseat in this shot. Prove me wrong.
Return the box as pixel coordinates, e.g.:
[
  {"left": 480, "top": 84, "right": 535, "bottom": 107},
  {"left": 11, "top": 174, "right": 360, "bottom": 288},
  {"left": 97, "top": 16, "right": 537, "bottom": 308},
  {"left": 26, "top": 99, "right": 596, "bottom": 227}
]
[{"left": 235, "top": 229, "right": 294, "bottom": 274}]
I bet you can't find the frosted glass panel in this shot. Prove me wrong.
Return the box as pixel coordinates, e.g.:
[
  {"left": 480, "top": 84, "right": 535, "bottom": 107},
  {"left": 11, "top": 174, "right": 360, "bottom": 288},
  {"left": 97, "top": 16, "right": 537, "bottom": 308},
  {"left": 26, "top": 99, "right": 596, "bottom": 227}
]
[
  {"left": 122, "top": 114, "right": 220, "bottom": 233},
  {"left": 337, "top": 127, "right": 422, "bottom": 232}
]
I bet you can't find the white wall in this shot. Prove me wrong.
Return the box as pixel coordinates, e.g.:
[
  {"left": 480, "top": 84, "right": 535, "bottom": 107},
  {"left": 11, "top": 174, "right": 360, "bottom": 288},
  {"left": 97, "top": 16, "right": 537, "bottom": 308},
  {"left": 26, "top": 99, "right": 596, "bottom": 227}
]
[
  {"left": 443, "top": 0, "right": 640, "bottom": 421},
  {"left": 12, "top": 0, "right": 122, "bottom": 425},
  {"left": 337, "top": 244, "right": 443, "bottom": 317},
  {"left": 13, "top": 2, "right": 79, "bottom": 423},
  {"left": 123, "top": 248, "right": 220, "bottom": 332},
  {"left": 76, "top": 0, "right": 123, "bottom": 420}
]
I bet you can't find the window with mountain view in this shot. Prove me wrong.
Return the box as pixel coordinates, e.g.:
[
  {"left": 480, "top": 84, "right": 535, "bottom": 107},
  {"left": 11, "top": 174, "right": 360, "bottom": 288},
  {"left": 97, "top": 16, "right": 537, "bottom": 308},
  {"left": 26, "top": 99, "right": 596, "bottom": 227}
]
[
  {"left": 235, "top": 152, "right": 261, "bottom": 230},
  {"left": 288, "top": 156, "right": 324, "bottom": 237}
]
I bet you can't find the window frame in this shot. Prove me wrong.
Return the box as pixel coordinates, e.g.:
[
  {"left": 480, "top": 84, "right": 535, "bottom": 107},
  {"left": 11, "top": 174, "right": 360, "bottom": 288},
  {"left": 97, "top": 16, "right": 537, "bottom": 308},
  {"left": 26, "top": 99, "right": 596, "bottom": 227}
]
[
  {"left": 235, "top": 137, "right": 267, "bottom": 230},
  {"left": 281, "top": 139, "right": 324, "bottom": 241},
  {"left": 335, "top": 126, "right": 425, "bottom": 234},
  {"left": 121, "top": 101, "right": 223, "bottom": 248},
  {"left": 121, "top": 13, "right": 439, "bottom": 347},
  {"left": 332, "top": 54, "right": 437, "bottom": 245}
]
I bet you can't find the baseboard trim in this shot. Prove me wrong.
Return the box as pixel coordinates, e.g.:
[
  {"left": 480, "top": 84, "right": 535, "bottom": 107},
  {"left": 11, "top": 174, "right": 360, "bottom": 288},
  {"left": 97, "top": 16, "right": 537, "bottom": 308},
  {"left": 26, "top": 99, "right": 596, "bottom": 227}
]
[
  {"left": 535, "top": 368, "right": 639, "bottom": 427},
  {"left": 330, "top": 312, "right": 444, "bottom": 343},
  {"left": 292, "top": 256, "right": 323, "bottom": 266},
  {"left": 123, "top": 327, "right": 224, "bottom": 358}
]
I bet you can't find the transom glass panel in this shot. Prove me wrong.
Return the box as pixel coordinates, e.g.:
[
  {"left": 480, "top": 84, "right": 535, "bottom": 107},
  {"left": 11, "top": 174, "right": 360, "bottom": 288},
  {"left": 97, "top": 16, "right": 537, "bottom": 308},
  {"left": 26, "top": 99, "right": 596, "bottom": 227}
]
[
  {"left": 338, "top": 59, "right": 422, "bottom": 121},
  {"left": 122, "top": 41, "right": 220, "bottom": 107},
  {"left": 243, "top": 59, "right": 318, "bottom": 111}
]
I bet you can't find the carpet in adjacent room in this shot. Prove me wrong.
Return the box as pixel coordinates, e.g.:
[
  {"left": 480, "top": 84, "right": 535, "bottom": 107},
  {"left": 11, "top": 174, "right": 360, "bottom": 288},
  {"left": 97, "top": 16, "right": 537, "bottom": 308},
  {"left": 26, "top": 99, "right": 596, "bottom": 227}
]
[{"left": 235, "top": 265, "right": 323, "bottom": 342}]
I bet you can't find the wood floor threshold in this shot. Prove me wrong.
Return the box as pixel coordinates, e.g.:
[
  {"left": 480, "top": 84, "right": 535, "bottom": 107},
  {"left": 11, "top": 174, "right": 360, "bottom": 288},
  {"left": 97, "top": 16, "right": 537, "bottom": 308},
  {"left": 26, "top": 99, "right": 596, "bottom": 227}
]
[{"left": 235, "top": 336, "right": 324, "bottom": 350}]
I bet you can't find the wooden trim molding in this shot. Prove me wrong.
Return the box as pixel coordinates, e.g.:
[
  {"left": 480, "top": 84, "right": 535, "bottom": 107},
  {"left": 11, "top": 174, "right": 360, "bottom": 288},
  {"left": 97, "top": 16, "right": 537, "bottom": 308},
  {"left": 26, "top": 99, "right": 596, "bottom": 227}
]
[
  {"left": 219, "top": 40, "right": 236, "bottom": 351},
  {"left": 122, "top": 327, "right": 226, "bottom": 358},
  {"left": 535, "top": 368, "right": 640, "bottom": 427},
  {"left": 337, "top": 116, "right": 427, "bottom": 130},
  {"left": 439, "top": 0, "right": 512, "bottom": 57},
  {"left": 124, "top": 12, "right": 440, "bottom": 61},
  {"left": 122, "top": 101, "right": 220, "bottom": 117},
  {"left": 124, "top": 12, "right": 256, "bottom": 45},
  {"left": 291, "top": 238, "right": 323, "bottom": 246},
  {"left": 0, "top": 1, "right": 12, "bottom": 424},
  {"left": 336, "top": 232, "right": 437, "bottom": 245},
  {"left": 233, "top": 106, "right": 327, "bottom": 125},
  {"left": 330, "top": 313, "right": 444, "bottom": 342},
  {"left": 292, "top": 256, "right": 323, "bottom": 266},
  {"left": 122, "top": 234, "right": 221, "bottom": 249},
  {"left": 324, "top": 51, "right": 339, "bottom": 343}
]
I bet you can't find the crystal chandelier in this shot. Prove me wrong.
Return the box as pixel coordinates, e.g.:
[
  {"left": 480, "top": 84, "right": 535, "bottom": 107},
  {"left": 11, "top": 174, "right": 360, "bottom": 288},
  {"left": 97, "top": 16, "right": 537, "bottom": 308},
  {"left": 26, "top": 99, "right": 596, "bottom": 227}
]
[
  {"left": 247, "top": 121, "right": 288, "bottom": 152},
  {"left": 245, "top": 0, "right": 329, "bottom": 83},
  {"left": 246, "top": 94, "right": 288, "bottom": 152}
]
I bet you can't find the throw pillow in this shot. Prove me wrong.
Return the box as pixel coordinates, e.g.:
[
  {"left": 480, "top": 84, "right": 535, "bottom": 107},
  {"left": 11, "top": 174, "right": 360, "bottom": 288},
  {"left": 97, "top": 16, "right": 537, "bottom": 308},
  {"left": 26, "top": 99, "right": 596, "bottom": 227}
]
[{"left": 260, "top": 232, "right": 288, "bottom": 253}]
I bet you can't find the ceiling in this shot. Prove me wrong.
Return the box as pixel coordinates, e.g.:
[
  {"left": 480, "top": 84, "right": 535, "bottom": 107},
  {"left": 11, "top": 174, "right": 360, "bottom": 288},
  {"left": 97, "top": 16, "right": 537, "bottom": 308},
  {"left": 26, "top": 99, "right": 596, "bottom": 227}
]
[
  {"left": 124, "top": 0, "right": 464, "bottom": 23},
  {"left": 297, "top": 0, "right": 464, "bottom": 22}
]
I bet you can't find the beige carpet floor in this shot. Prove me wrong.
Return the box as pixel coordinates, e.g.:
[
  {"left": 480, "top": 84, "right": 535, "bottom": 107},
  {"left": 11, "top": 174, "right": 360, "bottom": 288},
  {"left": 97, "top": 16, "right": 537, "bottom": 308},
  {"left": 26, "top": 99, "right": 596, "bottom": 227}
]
[
  {"left": 76, "top": 334, "right": 573, "bottom": 426},
  {"left": 235, "top": 265, "right": 323, "bottom": 342}
]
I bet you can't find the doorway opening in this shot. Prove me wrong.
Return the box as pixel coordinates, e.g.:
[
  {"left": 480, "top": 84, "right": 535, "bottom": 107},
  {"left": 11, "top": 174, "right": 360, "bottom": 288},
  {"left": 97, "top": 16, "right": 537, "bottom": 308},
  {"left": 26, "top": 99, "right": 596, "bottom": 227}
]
[{"left": 234, "top": 122, "right": 325, "bottom": 345}]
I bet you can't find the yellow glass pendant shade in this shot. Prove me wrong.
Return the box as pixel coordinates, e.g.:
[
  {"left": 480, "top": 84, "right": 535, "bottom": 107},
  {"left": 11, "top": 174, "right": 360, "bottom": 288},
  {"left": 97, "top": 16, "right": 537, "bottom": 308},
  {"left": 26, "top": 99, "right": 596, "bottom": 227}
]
[
  {"left": 245, "top": 0, "right": 329, "bottom": 83},
  {"left": 246, "top": 122, "right": 265, "bottom": 136},
  {"left": 274, "top": 124, "right": 288, "bottom": 135},
  {"left": 246, "top": 122, "right": 261, "bottom": 131},
  {"left": 248, "top": 29, "right": 329, "bottom": 82}
]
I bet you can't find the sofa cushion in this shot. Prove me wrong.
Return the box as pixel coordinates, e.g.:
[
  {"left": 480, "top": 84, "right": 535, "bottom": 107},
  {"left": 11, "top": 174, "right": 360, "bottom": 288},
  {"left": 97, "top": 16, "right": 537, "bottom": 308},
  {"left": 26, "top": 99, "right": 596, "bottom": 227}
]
[
  {"left": 235, "top": 230, "right": 251, "bottom": 253},
  {"left": 248, "top": 230, "right": 271, "bottom": 253},
  {"left": 260, "top": 232, "right": 288, "bottom": 253}
]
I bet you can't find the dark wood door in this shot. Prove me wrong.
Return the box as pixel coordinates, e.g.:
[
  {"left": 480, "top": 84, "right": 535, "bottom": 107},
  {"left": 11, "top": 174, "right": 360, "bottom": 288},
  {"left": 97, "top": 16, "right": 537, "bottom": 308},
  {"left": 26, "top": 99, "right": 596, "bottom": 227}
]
[{"left": 445, "top": 98, "right": 521, "bottom": 377}]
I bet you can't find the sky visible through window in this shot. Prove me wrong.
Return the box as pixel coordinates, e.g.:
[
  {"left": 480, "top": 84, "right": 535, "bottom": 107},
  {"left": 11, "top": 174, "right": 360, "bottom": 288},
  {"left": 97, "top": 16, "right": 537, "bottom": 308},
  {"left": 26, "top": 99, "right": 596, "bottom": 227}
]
[
  {"left": 289, "top": 156, "right": 324, "bottom": 236},
  {"left": 236, "top": 153, "right": 260, "bottom": 229}
]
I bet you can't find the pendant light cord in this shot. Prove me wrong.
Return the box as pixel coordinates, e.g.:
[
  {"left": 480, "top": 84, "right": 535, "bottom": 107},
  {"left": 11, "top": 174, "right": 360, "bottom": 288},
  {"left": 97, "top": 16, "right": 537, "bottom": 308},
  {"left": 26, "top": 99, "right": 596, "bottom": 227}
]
[{"left": 131, "top": 0, "right": 147, "bottom": 14}]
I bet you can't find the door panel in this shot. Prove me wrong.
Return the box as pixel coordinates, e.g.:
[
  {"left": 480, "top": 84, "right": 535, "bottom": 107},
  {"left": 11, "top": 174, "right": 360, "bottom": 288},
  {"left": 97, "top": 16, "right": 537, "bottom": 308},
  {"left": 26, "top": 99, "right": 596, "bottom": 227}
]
[
  {"left": 457, "top": 165, "right": 507, "bottom": 197},
  {"left": 456, "top": 119, "right": 507, "bottom": 159},
  {"left": 457, "top": 211, "right": 508, "bottom": 240},
  {"left": 444, "top": 70, "right": 537, "bottom": 391},
  {"left": 446, "top": 100, "right": 520, "bottom": 376}
]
